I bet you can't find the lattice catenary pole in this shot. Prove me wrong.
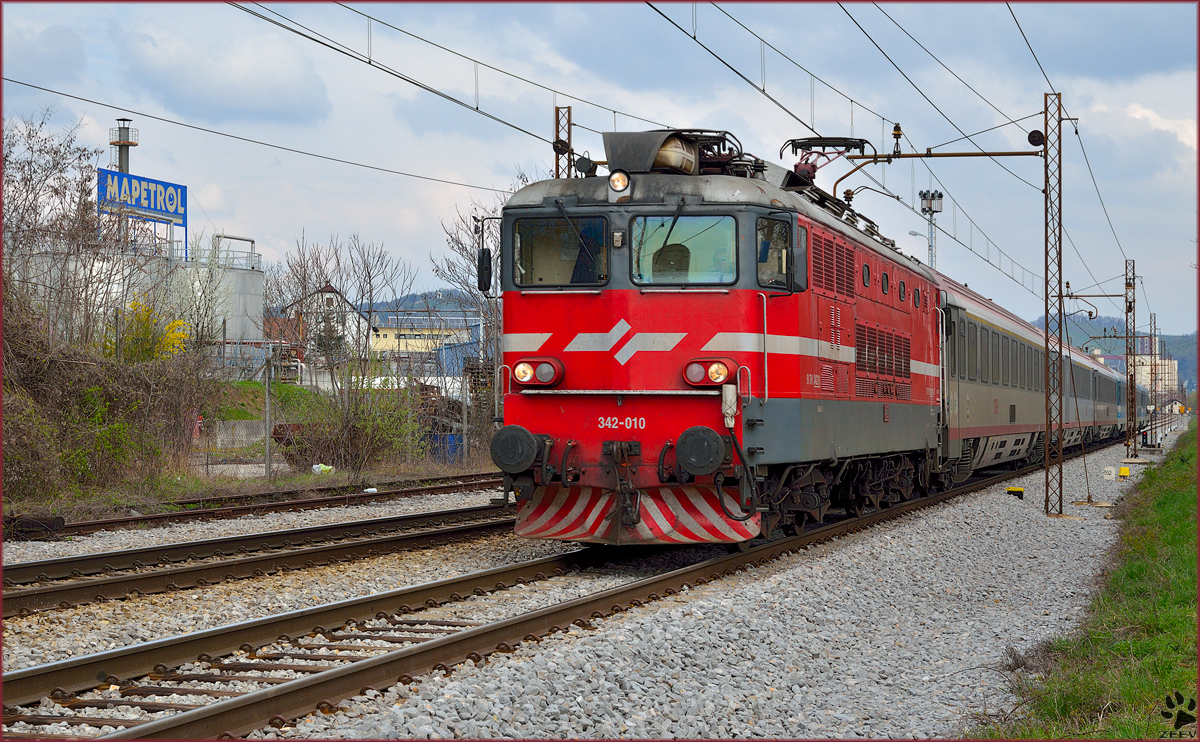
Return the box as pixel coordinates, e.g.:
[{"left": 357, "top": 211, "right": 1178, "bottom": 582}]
[{"left": 1043, "top": 92, "right": 1065, "bottom": 516}]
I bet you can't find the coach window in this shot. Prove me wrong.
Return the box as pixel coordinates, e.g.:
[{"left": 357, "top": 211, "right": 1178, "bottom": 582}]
[
  {"left": 514, "top": 216, "right": 609, "bottom": 286},
  {"left": 967, "top": 322, "right": 978, "bottom": 380},
  {"left": 881, "top": 272, "right": 889, "bottom": 295},
  {"left": 756, "top": 217, "right": 792, "bottom": 290},
  {"left": 632, "top": 215, "right": 737, "bottom": 285},
  {"left": 1018, "top": 344, "right": 1025, "bottom": 388},
  {"left": 862, "top": 263, "right": 871, "bottom": 287},
  {"left": 958, "top": 321, "right": 967, "bottom": 379},
  {"left": 992, "top": 333, "right": 1000, "bottom": 384},
  {"left": 1002, "top": 337, "right": 1010, "bottom": 386},
  {"left": 980, "top": 328, "right": 989, "bottom": 383}
]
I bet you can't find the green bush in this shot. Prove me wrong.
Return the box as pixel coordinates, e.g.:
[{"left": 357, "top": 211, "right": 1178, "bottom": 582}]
[{"left": 2, "top": 389, "right": 64, "bottom": 506}]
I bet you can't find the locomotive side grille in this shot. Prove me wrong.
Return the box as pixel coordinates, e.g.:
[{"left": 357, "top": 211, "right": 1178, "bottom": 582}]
[
  {"left": 836, "top": 366, "right": 849, "bottom": 395},
  {"left": 859, "top": 321, "right": 868, "bottom": 372},
  {"left": 834, "top": 243, "right": 855, "bottom": 297},
  {"left": 812, "top": 235, "right": 827, "bottom": 291},
  {"left": 866, "top": 326, "right": 878, "bottom": 375},
  {"left": 854, "top": 322, "right": 914, "bottom": 396},
  {"left": 820, "top": 363, "right": 835, "bottom": 392}
]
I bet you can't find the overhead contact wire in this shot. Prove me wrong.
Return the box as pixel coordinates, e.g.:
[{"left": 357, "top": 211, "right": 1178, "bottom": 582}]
[
  {"left": 331, "top": 2, "right": 671, "bottom": 130},
  {"left": 2, "top": 77, "right": 510, "bottom": 193},
  {"left": 646, "top": 2, "right": 819, "bottom": 136},
  {"left": 228, "top": 2, "right": 553, "bottom": 145}
]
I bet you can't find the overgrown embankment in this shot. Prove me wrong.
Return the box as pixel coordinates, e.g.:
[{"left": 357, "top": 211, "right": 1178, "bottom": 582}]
[
  {"left": 2, "top": 290, "right": 222, "bottom": 519},
  {"left": 980, "top": 422, "right": 1198, "bottom": 738}
]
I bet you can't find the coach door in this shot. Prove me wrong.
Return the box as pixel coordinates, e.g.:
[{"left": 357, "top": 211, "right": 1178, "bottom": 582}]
[{"left": 943, "top": 303, "right": 966, "bottom": 459}]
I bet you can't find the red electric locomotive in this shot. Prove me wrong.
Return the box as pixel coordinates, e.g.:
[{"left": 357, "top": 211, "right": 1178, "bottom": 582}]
[{"left": 483, "top": 130, "right": 1138, "bottom": 546}]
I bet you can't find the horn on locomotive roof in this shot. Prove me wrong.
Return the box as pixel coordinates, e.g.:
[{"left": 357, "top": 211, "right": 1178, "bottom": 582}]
[{"left": 601, "top": 130, "right": 744, "bottom": 175}]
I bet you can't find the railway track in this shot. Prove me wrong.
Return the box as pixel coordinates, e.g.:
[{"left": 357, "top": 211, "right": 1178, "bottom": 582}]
[
  {"left": 2, "top": 442, "right": 1118, "bottom": 739},
  {"left": 3, "top": 504, "right": 517, "bottom": 618},
  {"left": 3, "top": 472, "right": 503, "bottom": 540}
]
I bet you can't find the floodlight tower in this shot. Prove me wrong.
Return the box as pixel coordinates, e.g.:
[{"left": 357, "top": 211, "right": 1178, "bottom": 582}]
[{"left": 919, "top": 190, "right": 943, "bottom": 269}]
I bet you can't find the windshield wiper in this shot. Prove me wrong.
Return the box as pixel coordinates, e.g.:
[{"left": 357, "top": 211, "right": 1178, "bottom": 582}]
[
  {"left": 660, "top": 196, "right": 686, "bottom": 247},
  {"left": 553, "top": 199, "right": 595, "bottom": 261}
]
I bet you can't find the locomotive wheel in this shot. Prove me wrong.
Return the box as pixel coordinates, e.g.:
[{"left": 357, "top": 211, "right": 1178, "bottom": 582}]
[
  {"left": 786, "top": 513, "right": 808, "bottom": 536},
  {"left": 725, "top": 539, "right": 755, "bottom": 553}
]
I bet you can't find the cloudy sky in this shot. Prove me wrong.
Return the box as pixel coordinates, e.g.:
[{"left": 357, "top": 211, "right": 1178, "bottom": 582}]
[{"left": 4, "top": 3, "right": 1195, "bottom": 334}]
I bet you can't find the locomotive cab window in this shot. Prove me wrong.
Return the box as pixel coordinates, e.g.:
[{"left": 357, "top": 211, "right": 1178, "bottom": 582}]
[
  {"left": 756, "top": 217, "right": 795, "bottom": 290},
  {"left": 513, "top": 216, "right": 609, "bottom": 286},
  {"left": 632, "top": 215, "right": 737, "bottom": 285}
]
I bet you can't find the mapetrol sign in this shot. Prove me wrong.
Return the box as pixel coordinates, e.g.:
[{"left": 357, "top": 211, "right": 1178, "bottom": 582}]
[{"left": 97, "top": 168, "right": 187, "bottom": 228}]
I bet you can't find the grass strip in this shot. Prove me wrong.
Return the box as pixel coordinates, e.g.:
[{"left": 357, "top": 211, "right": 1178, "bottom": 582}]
[{"left": 979, "top": 422, "right": 1197, "bottom": 738}]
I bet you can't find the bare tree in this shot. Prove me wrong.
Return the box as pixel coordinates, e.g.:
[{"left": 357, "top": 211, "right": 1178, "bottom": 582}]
[
  {"left": 3, "top": 107, "right": 162, "bottom": 352},
  {"left": 263, "top": 232, "right": 421, "bottom": 480},
  {"left": 430, "top": 168, "right": 537, "bottom": 363}
]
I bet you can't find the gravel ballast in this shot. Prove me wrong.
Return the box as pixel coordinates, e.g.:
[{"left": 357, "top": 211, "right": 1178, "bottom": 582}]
[
  {"left": 245, "top": 441, "right": 1173, "bottom": 739},
  {"left": 2, "top": 488, "right": 503, "bottom": 564},
  {"left": 2, "top": 435, "right": 1181, "bottom": 738}
]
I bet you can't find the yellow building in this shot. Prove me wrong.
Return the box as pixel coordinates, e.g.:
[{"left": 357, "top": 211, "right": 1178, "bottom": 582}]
[{"left": 371, "top": 325, "right": 469, "bottom": 354}]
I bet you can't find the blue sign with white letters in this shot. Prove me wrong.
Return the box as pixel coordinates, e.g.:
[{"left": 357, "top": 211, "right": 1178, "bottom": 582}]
[{"left": 97, "top": 168, "right": 187, "bottom": 228}]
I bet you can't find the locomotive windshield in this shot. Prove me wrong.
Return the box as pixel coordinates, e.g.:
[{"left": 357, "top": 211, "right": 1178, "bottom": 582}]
[
  {"left": 631, "top": 215, "right": 736, "bottom": 285},
  {"left": 513, "top": 217, "right": 608, "bottom": 286}
]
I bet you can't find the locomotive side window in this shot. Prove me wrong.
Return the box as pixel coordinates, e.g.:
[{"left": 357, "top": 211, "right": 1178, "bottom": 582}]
[
  {"left": 631, "top": 215, "right": 736, "bottom": 285},
  {"left": 881, "top": 272, "right": 889, "bottom": 294},
  {"left": 913, "top": 287, "right": 920, "bottom": 308},
  {"left": 756, "top": 217, "right": 791, "bottom": 289},
  {"left": 862, "top": 263, "right": 870, "bottom": 287},
  {"left": 898, "top": 280, "right": 906, "bottom": 302},
  {"left": 967, "top": 322, "right": 978, "bottom": 380},
  {"left": 980, "top": 327, "right": 989, "bottom": 383},
  {"left": 513, "top": 217, "right": 608, "bottom": 286}
]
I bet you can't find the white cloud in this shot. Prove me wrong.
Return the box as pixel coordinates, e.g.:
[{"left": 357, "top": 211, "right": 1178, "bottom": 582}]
[
  {"left": 116, "top": 24, "right": 331, "bottom": 125},
  {"left": 1125, "top": 102, "right": 1197, "bottom": 151}
]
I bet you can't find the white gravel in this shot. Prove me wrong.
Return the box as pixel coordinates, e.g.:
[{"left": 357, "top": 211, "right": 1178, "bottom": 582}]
[
  {"left": 242, "top": 438, "right": 1178, "bottom": 739},
  {"left": 2, "top": 488, "right": 504, "bottom": 564},
  {"left": 3, "top": 429, "right": 1184, "bottom": 739},
  {"left": 2, "top": 531, "right": 578, "bottom": 672}
]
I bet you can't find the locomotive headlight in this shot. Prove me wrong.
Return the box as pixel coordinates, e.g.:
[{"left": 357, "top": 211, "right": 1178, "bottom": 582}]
[
  {"left": 535, "top": 362, "right": 556, "bottom": 383},
  {"left": 684, "top": 358, "right": 736, "bottom": 386},
  {"left": 609, "top": 170, "right": 630, "bottom": 192},
  {"left": 513, "top": 362, "right": 535, "bottom": 383}
]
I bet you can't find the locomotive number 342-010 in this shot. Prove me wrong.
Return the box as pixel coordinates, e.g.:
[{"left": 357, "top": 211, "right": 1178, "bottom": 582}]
[{"left": 598, "top": 416, "right": 647, "bottom": 430}]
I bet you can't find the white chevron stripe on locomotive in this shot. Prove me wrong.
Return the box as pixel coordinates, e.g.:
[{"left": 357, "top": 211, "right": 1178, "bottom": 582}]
[{"left": 515, "top": 485, "right": 760, "bottom": 544}]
